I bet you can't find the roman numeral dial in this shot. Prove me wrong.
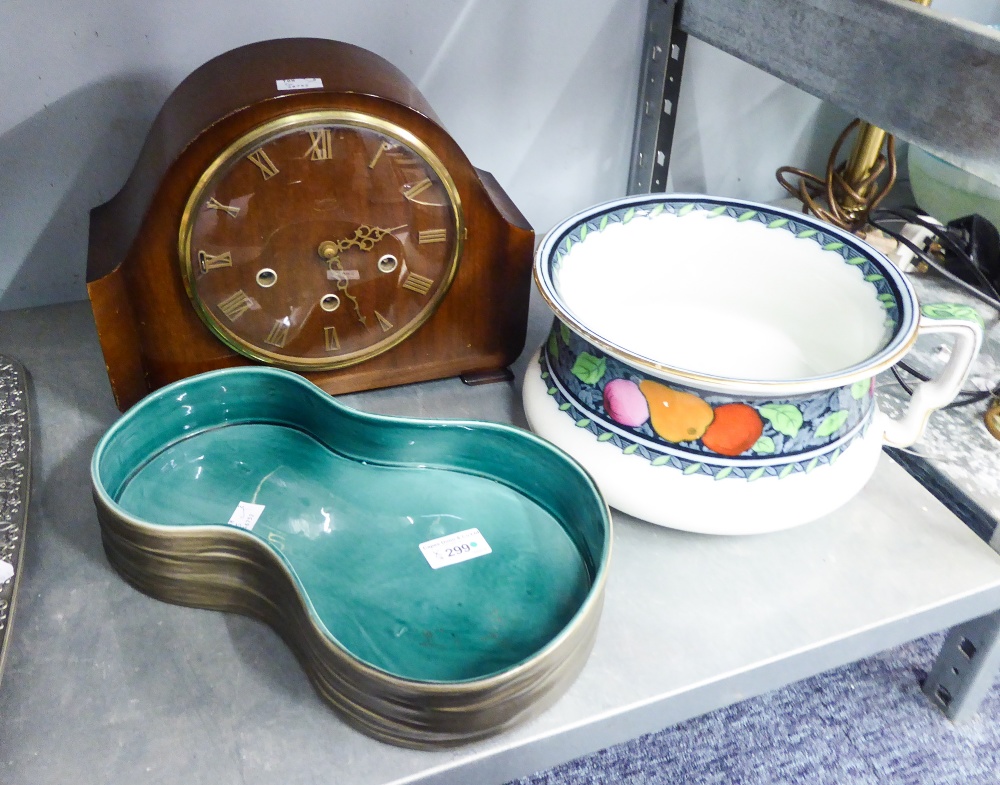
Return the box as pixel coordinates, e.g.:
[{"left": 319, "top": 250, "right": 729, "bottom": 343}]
[
  {"left": 217, "top": 290, "right": 254, "bottom": 322},
  {"left": 306, "top": 129, "right": 333, "bottom": 161},
  {"left": 182, "top": 115, "right": 462, "bottom": 372},
  {"left": 402, "top": 272, "right": 434, "bottom": 295},
  {"left": 247, "top": 149, "right": 279, "bottom": 179}
]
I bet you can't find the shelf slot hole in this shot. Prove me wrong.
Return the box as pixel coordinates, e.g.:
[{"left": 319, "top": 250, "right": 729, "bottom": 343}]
[{"left": 959, "top": 637, "right": 977, "bottom": 659}]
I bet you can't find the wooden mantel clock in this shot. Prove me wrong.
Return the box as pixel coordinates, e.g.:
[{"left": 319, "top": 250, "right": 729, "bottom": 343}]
[{"left": 87, "top": 38, "right": 534, "bottom": 411}]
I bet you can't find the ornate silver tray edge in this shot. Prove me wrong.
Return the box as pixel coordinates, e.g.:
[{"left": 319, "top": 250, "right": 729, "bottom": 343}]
[{"left": 0, "top": 356, "right": 30, "bottom": 686}]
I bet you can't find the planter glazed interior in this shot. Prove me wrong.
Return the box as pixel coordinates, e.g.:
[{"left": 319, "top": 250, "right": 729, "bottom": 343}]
[{"left": 92, "top": 367, "right": 611, "bottom": 746}]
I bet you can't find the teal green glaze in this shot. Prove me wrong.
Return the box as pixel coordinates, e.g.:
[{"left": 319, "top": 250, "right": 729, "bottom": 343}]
[
  {"left": 93, "top": 367, "right": 610, "bottom": 684},
  {"left": 115, "top": 424, "right": 589, "bottom": 681}
]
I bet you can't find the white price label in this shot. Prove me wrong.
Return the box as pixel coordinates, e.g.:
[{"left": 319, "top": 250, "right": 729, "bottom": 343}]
[
  {"left": 0, "top": 559, "right": 13, "bottom": 584},
  {"left": 327, "top": 269, "right": 360, "bottom": 281},
  {"left": 228, "top": 502, "right": 265, "bottom": 531},
  {"left": 275, "top": 77, "right": 324, "bottom": 91},
  {"left": 420, "top": 529, "right": 493, "bottom": 570},
  {"left": 419, "top": 528, "right": 492, "bottom": 569}
]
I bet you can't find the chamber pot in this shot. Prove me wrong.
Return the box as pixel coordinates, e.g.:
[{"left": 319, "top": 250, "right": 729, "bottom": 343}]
[{"left": 523, "top": 194, "right": 983, "bottom": 535}]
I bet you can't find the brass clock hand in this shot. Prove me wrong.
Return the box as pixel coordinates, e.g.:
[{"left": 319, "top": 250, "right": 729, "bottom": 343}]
[
  {"left": 316, "top": 225, "right": 408, "bottom": 328},
  {"left": 317, "top": 224, "right": 406, "bottom": 259}
]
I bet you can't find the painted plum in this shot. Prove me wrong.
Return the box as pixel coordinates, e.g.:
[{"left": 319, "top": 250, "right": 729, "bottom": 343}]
[{"left": 602, "top": 378, "right": 650, "bottom": 427}]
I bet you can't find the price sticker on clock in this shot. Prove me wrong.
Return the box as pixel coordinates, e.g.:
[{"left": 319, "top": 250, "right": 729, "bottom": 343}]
[
  {"left": 419, "top": 528, "right": 491, "bottom": 569},
  {"left": 275, "top": 77, "right": 324, "bottom": 91}
]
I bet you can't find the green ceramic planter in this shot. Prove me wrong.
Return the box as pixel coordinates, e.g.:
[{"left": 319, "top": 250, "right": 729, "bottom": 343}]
[{"left": 91, "top": 367, "right": 611, "bottom": 748}]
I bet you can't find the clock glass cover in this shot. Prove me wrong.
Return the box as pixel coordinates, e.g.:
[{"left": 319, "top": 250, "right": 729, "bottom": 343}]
[{"left": 179, "top": 110, "right": 464, "bottom": 369}]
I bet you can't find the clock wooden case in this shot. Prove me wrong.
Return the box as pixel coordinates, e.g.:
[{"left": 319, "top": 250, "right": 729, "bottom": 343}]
[{"left": 87, "top": 38, "right": 534, "bottom": 411}]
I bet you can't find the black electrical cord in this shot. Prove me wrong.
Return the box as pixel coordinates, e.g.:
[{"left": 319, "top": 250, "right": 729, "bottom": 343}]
[
  {"left": 874, "top": 207, "right": 1000, "bottom": 302},
  {"left": 867, "top": 209, "right": 1000, "bottom": 311},
  {"left": 867, "top": 207, "right": 1000, "bottom": 410},
  {"left": 890, "top": 362, "right": 1000, "bottom": 410}
]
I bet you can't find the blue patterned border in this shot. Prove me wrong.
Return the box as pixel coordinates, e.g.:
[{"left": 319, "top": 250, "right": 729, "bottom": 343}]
[{"left": 540, "top": 324, "right": 875, "bottom": 481}]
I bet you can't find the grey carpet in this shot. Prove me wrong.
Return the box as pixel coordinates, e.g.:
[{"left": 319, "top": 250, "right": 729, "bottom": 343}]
[{"left": 509, "top": 632, "right": 1000, "bottom": 784}]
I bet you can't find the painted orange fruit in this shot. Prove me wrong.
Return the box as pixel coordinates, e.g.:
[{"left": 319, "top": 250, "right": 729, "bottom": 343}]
[
  {"left": 639, "top": 380, "right": 714, "bottom": 443},
  {"left": 701, "top": 403, "right": 764, "bottom": 456}
]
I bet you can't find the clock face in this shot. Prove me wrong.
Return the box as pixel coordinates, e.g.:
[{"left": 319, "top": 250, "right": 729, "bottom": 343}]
[{"left": 178, "top": 110, "right": 464, "bottom": 370}]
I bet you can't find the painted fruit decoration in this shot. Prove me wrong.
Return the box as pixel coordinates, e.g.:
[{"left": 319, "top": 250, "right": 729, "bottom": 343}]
[
  {"left": 701, "top": 402, "right": 764, "bottom": 457},
  {"left": 570, "top": 350, "right": 836, "bottom": 459},
  {"left": 602, "top": 379, "right": 649, "bottom": 427},
  {"left": 638, "top": 380, "right": 714, "bottom": 443},
  {"left": 598, "top": 375, "right": 766, "bottom": 458}
]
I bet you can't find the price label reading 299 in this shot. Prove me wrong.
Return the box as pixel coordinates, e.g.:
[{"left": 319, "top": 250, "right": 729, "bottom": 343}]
[{"left": 419, "top": 528, "right": 492, "bottom": 570}]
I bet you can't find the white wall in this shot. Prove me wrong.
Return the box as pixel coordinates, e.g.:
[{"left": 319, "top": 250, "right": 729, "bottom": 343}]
[{"left": 1, "top": 0, "right": 993, "bottom": 311}]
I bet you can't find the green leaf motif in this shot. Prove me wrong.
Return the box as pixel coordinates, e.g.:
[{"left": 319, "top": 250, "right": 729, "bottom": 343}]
[
  {"left": 623, "top": 443, "right": 639, "bottom": 455},
  {"left": 597, "top": 432, "right": 615, "bottom": 442},
  {"left": 547, "top": 331, "right": 559, "bottom": 359},
  {"left": 823, "top": 241, "right": 845, "bottom": 251},
  {"left": 559, "top": 322, "right": 571, "bottom": 345},
  {"left": 748, "top": 467, "right": 768, "bottom": 482},
  {"left": 779, "top": 463, "right": 796, "bottom": 479},
  {"left": 851, "top": 379, "right": 870, "bottom": 400},
  {"left": 829, "top": 447, "right": 842, "bottom": 465},
  {"left": 570, "top": 352, "right": 607, "bottom": 385},
  {"left": 564, "top": 237, "right": 575, "bottom": 253},
  {"left": 846, "top": 256, "right": 866, "bottom": 265},
  {"left": 599, "top": 215, "right": 609, "bottom": 232},
  {"left": 650, "top": 203, "right": 665, "bottom": 217},
  {"left": 737, "top": 210, "right": 758, "bottom": 222},
  {"left": 678, "top": 203, "right": 695, "bottom": 216},
  {"left": 651, "top": 455, "right": 671, "bottom": 466},
  {"left": 767, "top": 218, "right": 789, "bottom": 229},
  {"left": 864, "top": 274, "right": 885, "bottom": 282},
  {"left": 683, "top": 462, "right": 703, "bottom": 475},
  {"left": 575, "top": 419, "right": 591, "bottom": 428},
  {"left": 715, "top": 466, "right": 733, "bottom": 481},
  {"left": 815, "top": 410, "right": 849, "bottom": 438},
  {"left": 559, "top": 402, "right": 571, "bottom": 411},
  {"left": 797, "top": 229, "right": 818, "bottom": 238},
  {"left": 708, "top": 205, "right": 727, "bottom": 217},
  {"left": 547, "top": 387, "right": 557, "bottom": 396},
  {"left": 805, "top": 457, "right": 819, "bottom": 473},
  {"left": 878, "top": 293, "right": 895, "bottom": 302},
  {"left": 920, "top": 302, "right": 986, "bottom": 328},
  {"left": 541, "top": 371, "right": 549, "bottom": 380},
  {"left": 752, "top": 435, "right": 776, "bottom": 455},
  {"left": 579, "top": 224, "right": 588, "bottom": 242},
  {"left": 759, "top": 404, "right": 803, "bottom": 438},
  {"left": 622, "top": 207, "right": 636, "bottom": 224}
]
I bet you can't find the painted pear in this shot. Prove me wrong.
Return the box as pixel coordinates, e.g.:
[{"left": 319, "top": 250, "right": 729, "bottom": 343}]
[{"left": 639, "top": 380, "right": 714, "bottom": 443}]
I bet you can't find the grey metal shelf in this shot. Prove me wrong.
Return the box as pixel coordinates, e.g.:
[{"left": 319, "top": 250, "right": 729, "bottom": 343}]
[
  {"left": 630, "top": 0, "right": 1000, "bottom": 192},
  {"left": 2, "top": 299, "right": 1000, "bottom": 785}
]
